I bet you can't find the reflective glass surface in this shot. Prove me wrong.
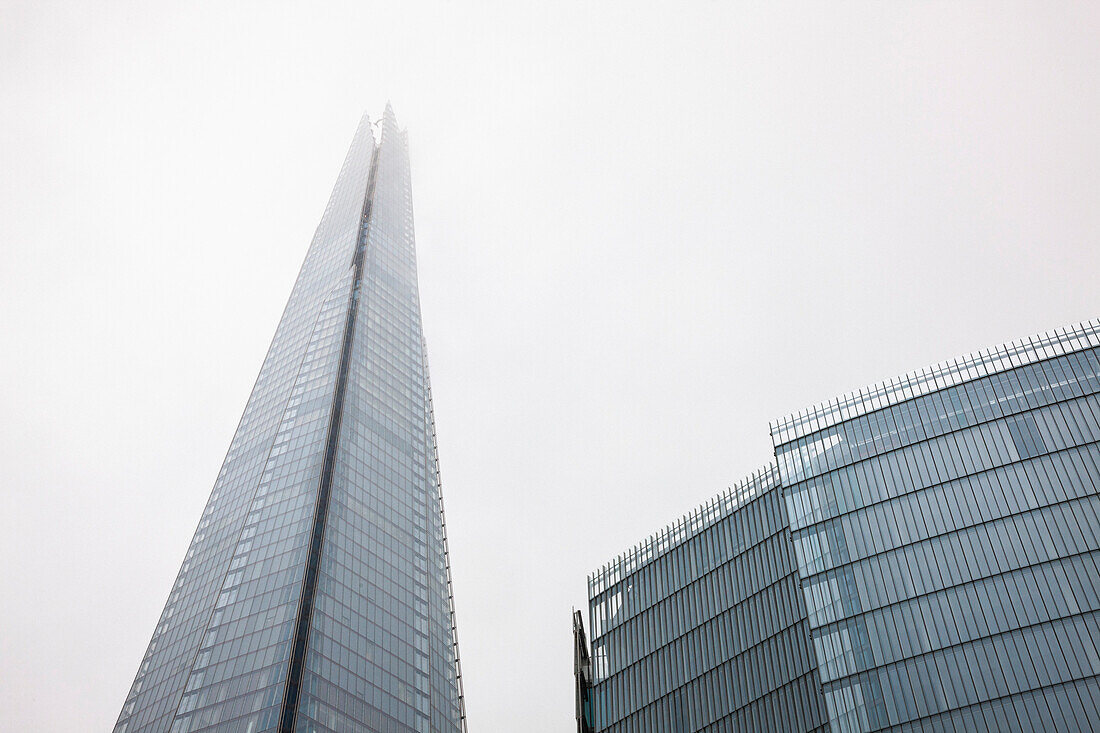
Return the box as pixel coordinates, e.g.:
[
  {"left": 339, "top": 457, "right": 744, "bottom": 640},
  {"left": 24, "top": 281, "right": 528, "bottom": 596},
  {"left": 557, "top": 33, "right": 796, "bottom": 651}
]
[
  {"left": 583, "top": 321, "right": 1100, "bottom": 733},
  {"left": 774, "top": 327, "right": 1100, "bottom": 732},
  {"left": 116, "top": 109, "right": 465, "bottom": 733},
  {"left": 586, "top": 468, "right": 831, "bottom": 732},
  {"left": 294, "top": 108, "right": 463, "bottom": 733}
]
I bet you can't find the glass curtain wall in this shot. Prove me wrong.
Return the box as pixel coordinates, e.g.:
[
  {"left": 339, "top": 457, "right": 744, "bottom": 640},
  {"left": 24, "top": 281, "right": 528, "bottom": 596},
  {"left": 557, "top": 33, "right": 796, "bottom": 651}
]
[{"left": 773, "top": 321, "right": 1100, "bottom": 732}]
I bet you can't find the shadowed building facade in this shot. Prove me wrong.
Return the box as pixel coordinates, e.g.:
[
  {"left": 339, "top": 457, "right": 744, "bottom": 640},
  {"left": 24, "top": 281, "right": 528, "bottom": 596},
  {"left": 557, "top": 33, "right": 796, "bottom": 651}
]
[
  {"left": 578, "top": 320, "right": 1100, "bottom": 733},
  {"left": 115, "top": 107, "right": 467, "bottom": 733},
  {"left": 583, "top": 468, "right": 831, "bottom": 732}
]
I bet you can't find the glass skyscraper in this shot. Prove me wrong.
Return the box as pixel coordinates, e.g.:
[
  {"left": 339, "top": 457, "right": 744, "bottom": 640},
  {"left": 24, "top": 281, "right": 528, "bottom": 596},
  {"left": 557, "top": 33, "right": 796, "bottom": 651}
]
[
  {"left": 579, "top": 319, "right": 1100, "bottom": 732},
  {"left": 115, "top": 107, "right": 467, "bottom": 733}
]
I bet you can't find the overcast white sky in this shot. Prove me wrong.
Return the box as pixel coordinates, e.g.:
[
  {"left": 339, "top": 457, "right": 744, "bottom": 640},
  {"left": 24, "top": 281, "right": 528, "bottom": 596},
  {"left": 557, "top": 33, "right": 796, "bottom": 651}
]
[{"left": 2, "top": 2, "right": 1099, "bottom": 730}]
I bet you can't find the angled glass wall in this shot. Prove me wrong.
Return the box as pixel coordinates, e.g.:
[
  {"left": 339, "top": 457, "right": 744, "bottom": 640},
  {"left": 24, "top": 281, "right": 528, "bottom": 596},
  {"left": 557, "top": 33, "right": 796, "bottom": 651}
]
[
  {"left": 586, "top": 467, "right": 830, "bottom": 733},
  {"left": 772, "top": 320, "right": 1100, "bottom": 732},
  {"left": 115, "top": 108, "right": 466, "bottom": 733},
  {"left": 580, "top": 319, "right": 1100, "bottom": 733},
  {"left": 293, "top": 107, "right": 464, "bottom": 733}
]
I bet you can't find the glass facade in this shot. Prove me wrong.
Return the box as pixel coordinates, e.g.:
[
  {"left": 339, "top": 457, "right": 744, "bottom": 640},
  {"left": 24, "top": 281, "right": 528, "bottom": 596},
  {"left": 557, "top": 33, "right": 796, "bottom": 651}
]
[
  {"left": 582, "top": 319, "right": 1100, "bottom": 733},
  {"left": 585, "top": 468, "right": 831, "bottom": 733},
  {"left": 115, "top": 107, "right": 467, "bottom": 733},
  {"left": 773, "top": 320, "right": 1100, "bottom": 732}
]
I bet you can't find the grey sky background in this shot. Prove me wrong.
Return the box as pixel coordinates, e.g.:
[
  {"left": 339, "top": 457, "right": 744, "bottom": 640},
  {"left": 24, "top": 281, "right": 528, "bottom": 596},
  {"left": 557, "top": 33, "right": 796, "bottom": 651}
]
[{"left": 2, "top": 2, "right": 1098, "bottom": 730}]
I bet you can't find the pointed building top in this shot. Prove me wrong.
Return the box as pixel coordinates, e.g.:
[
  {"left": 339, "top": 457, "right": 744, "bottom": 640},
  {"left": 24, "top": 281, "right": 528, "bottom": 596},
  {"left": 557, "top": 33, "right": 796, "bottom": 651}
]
[
  {"left": 383, "top": 102, "right": 398, "bottom": 126},
  {"left": 354, "top": 109, "right": 374, "bottom": 144},
  {"left": 378, "top": 102, "right": 405, "bottom": 146}
]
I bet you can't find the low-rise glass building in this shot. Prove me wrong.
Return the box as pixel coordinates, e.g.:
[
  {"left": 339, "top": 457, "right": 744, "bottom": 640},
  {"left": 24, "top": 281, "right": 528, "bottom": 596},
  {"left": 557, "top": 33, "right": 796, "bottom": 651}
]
[
  {"left": 583, "top": 468, "right": 831, "bottom": 732},
  {"left": 579, "top": 319, "right": 1100, "bottom": 733},
  {"left": 773, "top": 321, "right": 1100, "bottom": 732}
]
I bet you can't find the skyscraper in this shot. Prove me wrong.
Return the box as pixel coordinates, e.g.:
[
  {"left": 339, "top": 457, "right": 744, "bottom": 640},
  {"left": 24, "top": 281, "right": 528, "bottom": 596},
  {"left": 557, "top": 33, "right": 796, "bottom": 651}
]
[
  {"left": 578, "top": 319, "right": 1100, "bottom": 732},
  {"left": 115, "top": 107, "right": 467, "bottom": 733}
]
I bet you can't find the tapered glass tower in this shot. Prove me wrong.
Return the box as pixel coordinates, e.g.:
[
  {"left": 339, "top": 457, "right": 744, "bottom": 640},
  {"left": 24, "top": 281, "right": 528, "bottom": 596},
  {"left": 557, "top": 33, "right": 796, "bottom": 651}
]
[{"left": 115, "top": 107, "right": 467, "bottom": 733}]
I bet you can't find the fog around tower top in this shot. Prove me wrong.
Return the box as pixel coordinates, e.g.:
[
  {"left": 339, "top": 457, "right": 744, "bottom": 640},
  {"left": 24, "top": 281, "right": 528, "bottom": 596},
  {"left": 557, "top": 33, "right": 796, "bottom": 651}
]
[{"left": 2, "top": 2, "right": 1099, "bottom": 731}]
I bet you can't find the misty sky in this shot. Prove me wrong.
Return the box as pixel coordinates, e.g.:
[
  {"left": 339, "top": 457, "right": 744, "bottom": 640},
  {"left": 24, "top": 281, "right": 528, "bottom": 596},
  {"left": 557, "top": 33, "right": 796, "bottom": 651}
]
[{"left": 2, "top": 2, "right": 1099, "bottom": 731}]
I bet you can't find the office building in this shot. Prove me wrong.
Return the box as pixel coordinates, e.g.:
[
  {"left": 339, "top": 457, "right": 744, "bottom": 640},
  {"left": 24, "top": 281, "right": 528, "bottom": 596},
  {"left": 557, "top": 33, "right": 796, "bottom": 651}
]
[
  {"left": 774, "top": 321, "right": 1100, "bottom": 731},
  {"left": 582, "top": 468, "right": 831, "bottom": 732},
  {"left": 579, "top": 320, "right": 1100, "bottom": 732},
  {"left": 115, "top": 107, "right": 467, "bottom": 733}
]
